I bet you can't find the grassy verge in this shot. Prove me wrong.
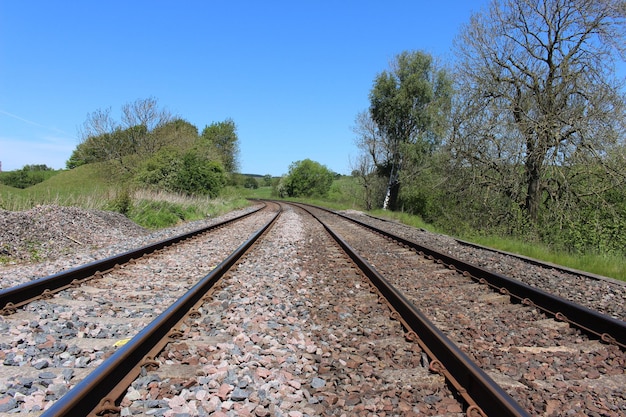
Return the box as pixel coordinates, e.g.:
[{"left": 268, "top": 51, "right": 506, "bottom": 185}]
[
  {"left": 312, "top": 202, "right": 626, "bottom": 282},
  {"left": 0, "top": 165, "right": 252, "bottom": 229},
  {"left": 128, "top": 190, "right": 250, "bottom": 229},
  {"left": 464, "top": 235, "right": 626, "bottom": 282}
]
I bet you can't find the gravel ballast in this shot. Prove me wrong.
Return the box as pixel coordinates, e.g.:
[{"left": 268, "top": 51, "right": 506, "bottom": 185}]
[{"left": 1, "top": 204, "right": 624, "bottom": 416}]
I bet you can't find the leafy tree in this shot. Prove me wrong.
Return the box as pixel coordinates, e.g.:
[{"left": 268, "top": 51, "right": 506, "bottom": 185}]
[
  {"left": 172, "top": 152, "right": 227, "bottom": 197},
  {"left": 369, "top": 50, "right": 453, "bottom": 210},
  {"left": 281, "top": 159, "right": 334, "bottom": 197},
  {"left": 244, "top": 176, "right": 259, "bottom": 189},
  {"left": 452, "top": 0, "right": 626, "bottom": 223},
  {"left": 150, "top": 118, "right": 199, "bottom": 154},
  {"left": 0, "top": 165, "right": 57, "bottom": 188},
  {"left": 200, "top": 119, "right": 240, "bottom": 173},
  {"left": 135, "top": 148, "right": 226, "bottom": 197},
  {"left": 134, "top": 148, "right": 181, "bottom": 189}
]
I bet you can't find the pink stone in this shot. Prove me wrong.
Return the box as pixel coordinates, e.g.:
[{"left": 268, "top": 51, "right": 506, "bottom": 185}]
[
  {"left": 217, "top": 383, "right": 233, "bottom": 400},
  {"left": 195, "top": 389, "right": 209, "bottom": 401},
  {"left": 288, "top": 380, "right": 301, "bottom": 389},
  {"left": 203, "top": 396, "right": 220, "bottom": 413},
  {"left": 256, "top": 368, "right": 272, "bottom": 379}
]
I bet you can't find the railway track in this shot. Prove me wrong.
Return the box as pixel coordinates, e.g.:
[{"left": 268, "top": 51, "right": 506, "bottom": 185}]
[
  {"left": 0, "top": 203, "right": 279, "bottom": 415},
  {"left": 297, "top": 203, "right": 626, "bottom": 416},
  {"left": 0, "top": 202, "right": 624, "bottom": 416}
]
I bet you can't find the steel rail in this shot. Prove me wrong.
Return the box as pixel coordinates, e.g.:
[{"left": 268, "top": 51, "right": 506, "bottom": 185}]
[
  {"left": 41, "top": 205, "right": 281, "bottom": 417},
  {"left": 295, "top": 203, "right": 530, "bottom": 417},
  {"left": 453, "top": 238, "right": 626, "bottom": 287},
  {"left": 294, "top": 202, "right": 626, "bottom": 349},
  {"left": 0, "top": 204, "right": 264, "bottom": 315},
  {"left": 340, "top": 211, "right": 626, "bottom": 349}
]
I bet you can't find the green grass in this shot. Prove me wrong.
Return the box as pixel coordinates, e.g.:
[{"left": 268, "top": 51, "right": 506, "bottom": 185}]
[
  {"left": 236, "top": 185, "right": 275, "bottom": 200},
  {"left": 365, "top": 209, "right": 626, "bottom": 281},
  {"left": 0, "top": 164, "right": 120, "bottom": 211},
  {"left": 128, "top": 189, "right": 250, "bottom": 229},
  {"left": 0, "top": 169, "right": 61, "bottom": 187},
  {"left": 465, "top": 235, "right": 626, "bottom": 281}
]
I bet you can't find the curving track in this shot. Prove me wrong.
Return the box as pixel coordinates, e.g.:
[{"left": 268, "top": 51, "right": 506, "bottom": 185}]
[{"left": 0, "top": 201, "right": 624, "bottom": 416}]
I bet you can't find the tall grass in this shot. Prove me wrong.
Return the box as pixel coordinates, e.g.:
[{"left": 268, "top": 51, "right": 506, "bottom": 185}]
[
  {"left": 466, "top": 234, "right": 626, "bottom": 281},
  {"left": 365, "top": 208, "right": 625, "bottom": 281},
  {"left": 129, "top": 189, "right": 250, "bottom": 229}
]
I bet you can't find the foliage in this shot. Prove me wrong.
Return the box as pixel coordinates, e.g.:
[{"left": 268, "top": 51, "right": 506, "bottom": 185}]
[
  {"left": 0, "top": 165, "right": 251, "bottom": 230},
  {"left": 66, "top": 98, "right": 240, "bottom": 202},
  {"left": 135, "top": 148, "right": 227, "bottom": 197},
  {"left": 174, "top": 153, "right": 227, "bottom": 197},
  {"left": 128, "top": 200, "right": 198, "bottom": 229},
  {"left": 367, "top": 50, "right": 453, "bottom": 210},
  {"left": 452, "top": 0, "right": 626, "bottom": 222},
  {"left": 72, "top": 98, "right": 174, "bottom": 172},
  {"left": 262, "top": 174, "right": 273, "bottom": 187},
  {"left": 200, "top": 119, "right": 240, "bottom": 173},
  {"left": 280, "top": 159, "right": 334, "bottom": 198},
  {"left": 0, "top": 165, "right": 59, "bottom": 189},
  {"left": 105, "top": 187, "right": 133, "bottom": 215},
  {"left": 127, "top": 190, "right": 249, "bottom": 229},
  {"left": 243, "top": 176, "right": 259, "bottom": 189}
]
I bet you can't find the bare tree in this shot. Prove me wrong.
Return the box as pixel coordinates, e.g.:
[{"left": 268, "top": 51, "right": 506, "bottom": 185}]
[
  {"left": 352, "top": 111, "right": 388, "bottom": 169},
  {"left": 76, "top": 98, "right": 174, "bottom": 171},
  {"left": 121, "top": 97, "right": 173, "bottom": 155},
  {"left": 452, "top": 0, "right": 626, "bottom": 222},
  {"left": 351, "top": 111, "right": 388, "bottom": 209}
]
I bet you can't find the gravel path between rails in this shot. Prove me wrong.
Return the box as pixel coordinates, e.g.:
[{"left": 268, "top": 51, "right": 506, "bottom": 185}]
[{"left": 119, "top": 205, "right": 462, "bottom": 416}]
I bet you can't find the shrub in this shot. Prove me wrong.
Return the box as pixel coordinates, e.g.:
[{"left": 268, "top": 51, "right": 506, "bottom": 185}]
[
  {"left": 282, "top": 159, "right": 334, "bottom": 197},
  {"left": 0, "top": 165, "right": 58, "bottom": 188},
  {"left": 135, "top": 149, "right": 227, "bottom": 197}
]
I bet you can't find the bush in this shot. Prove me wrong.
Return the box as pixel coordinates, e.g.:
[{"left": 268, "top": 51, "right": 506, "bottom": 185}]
[
  {"left": 0, "top": 165, "right": 58, "bottom": 188},
  {"left": 135, "top": 149, "right": 227, "bottom": 197},
  {"left": 106, "top": 188, "right": 133, "bottom": 215},
  {"left": 281, "top": 159, "right": 334, "bottom": 198},
  {"left": 244, "top": 176, "right": 259, "bottom": 189}
]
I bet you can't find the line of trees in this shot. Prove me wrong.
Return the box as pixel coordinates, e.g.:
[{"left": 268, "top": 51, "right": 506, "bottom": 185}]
[
  {"left": 0, "top": 164, "right": 58, "bottom": 189},
  {"left": 67, "top": 97, "right": 240, "bottom": 197},
  {"left": 353, "top": 0, "right": 626, "bottom": 255}
]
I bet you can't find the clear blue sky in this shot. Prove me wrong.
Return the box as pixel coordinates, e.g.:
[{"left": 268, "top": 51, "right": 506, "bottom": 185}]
[{"left": 1, "top": 1, "right": 489, "bottom": 176}]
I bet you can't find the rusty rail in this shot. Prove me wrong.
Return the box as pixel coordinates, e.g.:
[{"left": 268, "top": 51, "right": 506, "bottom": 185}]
[
  {"left": 295, "top": 203, "right": 530, "bottom": 416},
  {"left": 329, "top": 207, "right": 626, "bottom": 349},
  {"left": 41, "top": 206, "right": 281, "bottom": 417},
  {"left": 0, "top": 204, "right": 264, "bottom": 315}
]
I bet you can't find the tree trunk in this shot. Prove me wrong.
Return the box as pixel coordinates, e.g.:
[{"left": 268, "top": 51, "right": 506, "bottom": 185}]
[
  {"left": 382, "top": 162, "right": 400, "bottom": 210},
  {"left": 524, "top": 153, "right": 542, "bottom": 222}
]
